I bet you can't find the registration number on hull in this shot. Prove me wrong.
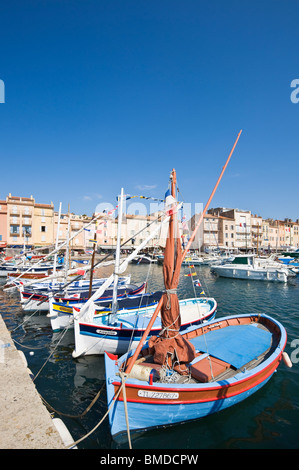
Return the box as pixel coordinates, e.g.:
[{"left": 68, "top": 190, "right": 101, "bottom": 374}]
[{"left": 138, "top": 390, "right": 179, "bottom": 400}]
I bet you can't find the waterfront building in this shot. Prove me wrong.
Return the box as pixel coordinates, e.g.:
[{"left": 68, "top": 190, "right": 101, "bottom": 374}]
[
  {"left": 3, "top": 194, "right": 54, "bottom": 249},
  {"left": 0, "top": 200, "right": 7, "bottom": 249},
  {"left": 54, "top": 212, "right": 93, "bottom": 253},
  {"left": 33, "top": 201, "right": 55, "bottom": 248},
  {"left": 95, "top": 211, "right": 166, "bottom": 251},
  {"left": 251, "top": 214, "right": 263, "bottom": 252},
  {"left": 1, "top": 192, "right": 298, "bottom": 253}
]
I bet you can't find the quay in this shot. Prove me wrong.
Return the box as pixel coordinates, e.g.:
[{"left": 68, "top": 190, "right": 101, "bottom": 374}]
[{"left": 0, "top": 314, "right": 74, "bottom": 449}]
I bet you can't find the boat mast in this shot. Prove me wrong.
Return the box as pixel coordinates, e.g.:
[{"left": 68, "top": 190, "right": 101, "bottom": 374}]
[
  {"left": 110, "top": 187, "right": 124, "bottom": 324},
  {"left": 125, "top": 130, "right": 242, "bottom": 374},
  {"left": 88, "top": 224, "right": 97, "bottom": 298},
  {"left": 53, "top": 202, "right": 62, "bottom": 282},
  {"left": 64, "top": 204, "right": 71, "bottom": 283}
]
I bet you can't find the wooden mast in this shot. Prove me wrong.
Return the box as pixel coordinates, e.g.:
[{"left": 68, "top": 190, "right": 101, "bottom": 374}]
[
  {"left": 125, "top": 130, "right": 242, "bottom": 374},
  {"left": 88, "top": 222, "right": 97, "bottom": 298}
]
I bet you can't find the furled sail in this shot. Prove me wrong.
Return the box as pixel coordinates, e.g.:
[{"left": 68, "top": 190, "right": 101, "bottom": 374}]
[{"left": 148, "top": 171, "right": 196, "bottom": 374}]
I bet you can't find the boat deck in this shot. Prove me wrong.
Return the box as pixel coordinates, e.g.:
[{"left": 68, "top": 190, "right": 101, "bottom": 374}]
[{"left": 136, "top": 320, "right": 277, "bottom": 385}]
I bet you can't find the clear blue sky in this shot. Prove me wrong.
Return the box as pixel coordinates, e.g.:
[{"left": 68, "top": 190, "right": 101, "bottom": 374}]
[{"left": 0, "top": 0, "right": 298, "bottom": 220}]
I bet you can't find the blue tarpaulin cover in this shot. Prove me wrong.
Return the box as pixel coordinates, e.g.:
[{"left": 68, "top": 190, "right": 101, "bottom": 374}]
[{"left": 189, "top": 324, "right": 272, "bottom": 369}]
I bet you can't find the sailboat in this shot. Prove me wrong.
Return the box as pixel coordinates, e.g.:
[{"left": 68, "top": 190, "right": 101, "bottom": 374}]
[{"left": 104, "top": 133, "right": 291, "bottom": 441}]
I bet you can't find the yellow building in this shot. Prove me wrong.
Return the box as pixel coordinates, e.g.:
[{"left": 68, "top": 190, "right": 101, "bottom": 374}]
[
  {"left": 4, "top": 194, "right": 54, "bottom": 248},
  {"left": 33, "top": 202, "right": 55, "bottom": 247}
]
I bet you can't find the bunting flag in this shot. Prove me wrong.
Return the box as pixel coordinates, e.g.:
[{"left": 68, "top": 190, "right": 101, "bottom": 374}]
[
  {"left": 76, "top": 270, "right": 85, "bottom": 276},
  {"left": 200, "top": 290, "right": 205, "bottom": 295},
  {"left": 88, "top": 239, "right": 97, "bottom": 244},
  {"left": 125, "top": 195, "right": 164, "bottom": 202},
  {"left": 193, "top": 279, "right": 201, "bottom": 287},
  {"left": 184, "top": 272, "right": 197, "bottom": 277}
]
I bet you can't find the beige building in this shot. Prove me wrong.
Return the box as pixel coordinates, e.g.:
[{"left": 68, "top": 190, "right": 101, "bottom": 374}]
[
  {"left": 33, "top": 202, "right": 55, "bottom": 247},
  {"left": 54, "top": 212, "right": 93, "bottom": 252},
  {"left": 4, "top": 194, "right": 54, "bottom": 248},
  {"left": 218, "top": 215, "right": 236, "bottom": 249},
  {"left": 0, "top": 200, "right": 7, "bottom": 249},
  {"left": 251, "top": 214, "right": 263, "bottom": 252},
  {"left": 94, "top": 211, "right": 168, "bottom": 251}
]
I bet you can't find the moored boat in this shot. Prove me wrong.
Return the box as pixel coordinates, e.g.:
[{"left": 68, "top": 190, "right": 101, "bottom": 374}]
[
  {"left": 104, "top": 142, "right": 291, "bottom": 443},
  {"left": 72, "top": 296, "right": 217, "bottom": 356},
  {"left": 105, "top": 312, "right": 288, "bottom": 438},
  {"left": 210, "top": 254, "right": 294, "bottom": 282}
]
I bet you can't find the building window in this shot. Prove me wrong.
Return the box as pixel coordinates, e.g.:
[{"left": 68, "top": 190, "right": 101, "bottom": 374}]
[
  {"left": 10, "top": 225, "right": 19, "bottom": 234},
  {"left": 23, "top": 226, "right": 31, "bottom": 236},
  {"left": 41, "top": 226, "right": 46, "bottom": 232}
]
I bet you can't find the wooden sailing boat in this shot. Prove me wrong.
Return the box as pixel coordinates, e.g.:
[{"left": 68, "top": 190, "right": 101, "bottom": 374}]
[{"left": 104, "top": 131, "right": 291, "bottom": 441}]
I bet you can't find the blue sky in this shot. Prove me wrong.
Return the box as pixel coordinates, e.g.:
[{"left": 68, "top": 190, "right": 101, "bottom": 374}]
[{"left": 0, "top": 0, "right": 298, "bottom": 220}]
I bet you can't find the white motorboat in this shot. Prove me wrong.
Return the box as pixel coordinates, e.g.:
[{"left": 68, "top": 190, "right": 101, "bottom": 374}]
[{"left": 211, "top": 254, "right": 295, "bottom": 282}]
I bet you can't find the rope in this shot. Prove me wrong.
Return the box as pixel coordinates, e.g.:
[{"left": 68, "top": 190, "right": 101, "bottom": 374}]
[
  {"left": 40, "top": 381, "right": 106, "bottom": 419},
  {"left": 64, "top": 375, "right": 129, "bottom": 449},
  {"left": 32, "top": 325, "right": 71, "bottom": 381},
  {"left": 122, "top": 260, "right": 154, "bottom": 370},
  {"left": 121, "top": 372, "right": 132, "bottom": 449},
  {"left": 165, "top": 288, "right": 177, "bottom": 309}
]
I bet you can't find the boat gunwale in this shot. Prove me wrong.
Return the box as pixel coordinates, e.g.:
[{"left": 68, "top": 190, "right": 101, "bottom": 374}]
[
  {"left": 77, "top": 297, "right": 218, "bottom": 332},
  {"left": 106, "top": 312, "right": 287, "bottom": 394}
]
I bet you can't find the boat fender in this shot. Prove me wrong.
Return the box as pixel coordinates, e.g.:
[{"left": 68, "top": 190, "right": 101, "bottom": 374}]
[
  {"left": 282, "top": 351, "right": 292, "bottom": 368},
  {"left": 129, "top": 364, "right": 160, "bottom": 383}
]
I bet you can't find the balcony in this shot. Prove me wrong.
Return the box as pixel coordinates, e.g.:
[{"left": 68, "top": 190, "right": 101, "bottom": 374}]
[
  {"left": 22, "top": 210, "right": 32, "bottom": 217},
  {"left": 22, "top": 217, "right": 32, "bottom": 225},
  {"left": 10, "top": 217, "right": 20, "bottom": 224}
]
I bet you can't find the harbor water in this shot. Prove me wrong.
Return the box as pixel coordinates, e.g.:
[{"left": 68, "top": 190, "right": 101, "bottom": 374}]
[{"left": 1, "top": 262, "right": 299, "bottom": 449}]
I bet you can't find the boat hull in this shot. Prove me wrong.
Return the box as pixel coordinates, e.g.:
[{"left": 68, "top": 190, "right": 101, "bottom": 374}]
[
  {"left": 20, "top": 276, "right": 133, "bottom": 312},
  {"left": 72, "top": 298, "right": 217, "bottom": 357},
  {"left": 105, "top": 313, "right": 287, "bottom": 438},
  {"left": 48, "top": 287, "right": 156, "bottom": 332},
  {"left": 211, "top": 266, "right": 288, "bottom": 282}
]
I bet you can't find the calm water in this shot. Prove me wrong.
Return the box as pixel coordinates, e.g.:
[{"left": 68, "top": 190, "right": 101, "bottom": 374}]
[{"left": 1, "top": 263, "right": 299, "bottom": 450}]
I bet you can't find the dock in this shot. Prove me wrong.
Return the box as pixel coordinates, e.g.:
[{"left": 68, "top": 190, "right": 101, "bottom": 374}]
[{"left": 0, "top": 314, "right": 71, "bottom": 449}]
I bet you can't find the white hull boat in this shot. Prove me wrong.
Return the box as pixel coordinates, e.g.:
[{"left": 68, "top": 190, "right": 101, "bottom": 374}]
[
  {"left": 211, "top": 255, "right": 294, "bottom": 282},
  {"left": 72, "top": 297, "right": 217, "bottom": 357}
]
